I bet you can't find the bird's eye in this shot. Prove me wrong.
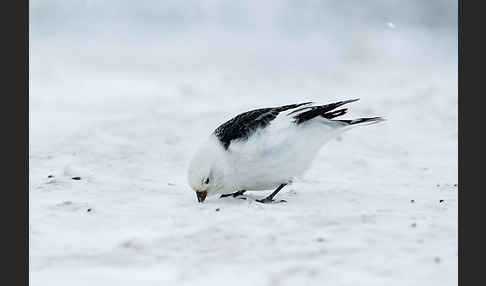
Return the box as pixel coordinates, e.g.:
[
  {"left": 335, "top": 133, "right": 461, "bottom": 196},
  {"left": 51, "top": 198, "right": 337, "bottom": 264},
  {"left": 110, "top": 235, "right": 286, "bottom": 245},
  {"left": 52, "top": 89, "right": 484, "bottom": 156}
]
[{"left": 204, "top": 178, "right": 209, "bottom": 184}]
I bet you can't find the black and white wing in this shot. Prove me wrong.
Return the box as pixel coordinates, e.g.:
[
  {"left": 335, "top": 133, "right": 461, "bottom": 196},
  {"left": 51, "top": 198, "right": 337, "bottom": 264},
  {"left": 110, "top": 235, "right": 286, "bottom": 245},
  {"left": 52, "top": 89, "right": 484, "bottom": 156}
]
[
  {"left": 213, "top": 102, "right": 311, "bottom": 150},
  {"left": 213, "top": 99, "right": 382, "bottom": 150}
]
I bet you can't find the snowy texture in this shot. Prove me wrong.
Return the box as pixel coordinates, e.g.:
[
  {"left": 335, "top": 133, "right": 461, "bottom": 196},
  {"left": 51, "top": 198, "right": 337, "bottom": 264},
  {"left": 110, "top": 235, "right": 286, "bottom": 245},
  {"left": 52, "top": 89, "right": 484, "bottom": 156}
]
[{"left": 30, "top": 1, "right": 457, "bottom": 285}]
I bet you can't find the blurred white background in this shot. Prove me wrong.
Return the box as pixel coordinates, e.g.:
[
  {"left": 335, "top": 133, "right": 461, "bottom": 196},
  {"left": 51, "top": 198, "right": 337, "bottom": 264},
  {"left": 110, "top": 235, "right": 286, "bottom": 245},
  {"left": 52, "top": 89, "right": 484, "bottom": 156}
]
[{"left": 29, "top": 1, "right": 457, "bottom": 285}]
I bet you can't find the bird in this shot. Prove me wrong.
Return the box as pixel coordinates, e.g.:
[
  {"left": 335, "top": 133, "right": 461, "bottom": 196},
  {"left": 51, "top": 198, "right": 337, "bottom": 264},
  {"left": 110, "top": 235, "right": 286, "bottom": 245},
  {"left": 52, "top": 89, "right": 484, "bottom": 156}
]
[{"left": 187, "top": 99, "right": 384, "bottom": 203}]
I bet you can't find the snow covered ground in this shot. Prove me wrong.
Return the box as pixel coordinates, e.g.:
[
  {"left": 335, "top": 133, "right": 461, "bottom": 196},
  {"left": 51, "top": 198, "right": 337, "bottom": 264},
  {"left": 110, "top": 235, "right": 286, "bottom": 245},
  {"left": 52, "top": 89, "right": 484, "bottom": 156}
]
[{"left": 29, "top": 1, "right": 457, "bottom": 285}]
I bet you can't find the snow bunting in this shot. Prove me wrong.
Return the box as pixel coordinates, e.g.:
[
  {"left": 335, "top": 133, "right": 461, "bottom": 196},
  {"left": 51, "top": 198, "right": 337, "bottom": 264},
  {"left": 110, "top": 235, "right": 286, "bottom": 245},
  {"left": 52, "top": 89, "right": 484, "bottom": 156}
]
[{"left": 188, "top": 99, "right": 384, "bottom": 203}]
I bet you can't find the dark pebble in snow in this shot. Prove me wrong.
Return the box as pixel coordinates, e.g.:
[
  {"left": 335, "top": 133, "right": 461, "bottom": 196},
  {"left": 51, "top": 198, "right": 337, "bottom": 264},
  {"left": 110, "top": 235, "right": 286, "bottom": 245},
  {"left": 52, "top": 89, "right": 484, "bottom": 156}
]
[
  {"left": 454, "top": 184, "right": 457, "bottom": 187},
  {"left": 316, "top": 237, "right": 325, "bottom": 242},
  {"left": 434, "top": 257, "right": 441, "bottom": 263},
  {"left": 215, "top": 208, "right": 220, "bottom": 212},
  {"left": 48, "top": 175, "right": 54, "bottom": 178},
  {"left": 86, "top": 208, "right": 92, "bottom": 212},
  {"left": 410, "top": 199, "right": 415, "bottom": 203},
  {"left": 439, "top": 200, "right": 445, "bottom": 203},
  {"left": 72, "top": 177, "right": 82, "bottom": 180},
  {"left": 411, "top": 223, "right": 417, "bottom": 228},
  {"left": 436, "top": 184, "right": 440, "bottom": 187}
]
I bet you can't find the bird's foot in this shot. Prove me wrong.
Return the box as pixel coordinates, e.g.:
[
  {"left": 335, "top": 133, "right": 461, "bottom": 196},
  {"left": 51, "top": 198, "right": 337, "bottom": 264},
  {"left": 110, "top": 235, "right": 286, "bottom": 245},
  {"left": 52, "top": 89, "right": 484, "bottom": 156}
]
[
  {"left": 219, "top": 190, "right": 246, "bottom": 199},
  {"left": 219, "top": 193, "right": 232, "bottom": 198},
  {"left": 255, "top": 198, "right": 287, "bottom": 204}
]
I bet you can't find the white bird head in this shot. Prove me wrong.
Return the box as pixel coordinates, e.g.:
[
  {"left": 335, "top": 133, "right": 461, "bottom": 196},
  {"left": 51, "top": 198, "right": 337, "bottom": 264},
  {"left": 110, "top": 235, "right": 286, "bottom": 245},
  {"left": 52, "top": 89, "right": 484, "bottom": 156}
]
[{"left": 187, "top": 136, "right": 229, "bottom": 203}]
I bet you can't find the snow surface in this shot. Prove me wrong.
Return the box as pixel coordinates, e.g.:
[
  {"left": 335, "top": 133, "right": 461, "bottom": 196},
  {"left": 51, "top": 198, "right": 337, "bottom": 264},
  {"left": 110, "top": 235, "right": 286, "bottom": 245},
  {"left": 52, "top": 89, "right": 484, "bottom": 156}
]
[{"left": 30, "top": 1, "right": 457, "bottom": 285}]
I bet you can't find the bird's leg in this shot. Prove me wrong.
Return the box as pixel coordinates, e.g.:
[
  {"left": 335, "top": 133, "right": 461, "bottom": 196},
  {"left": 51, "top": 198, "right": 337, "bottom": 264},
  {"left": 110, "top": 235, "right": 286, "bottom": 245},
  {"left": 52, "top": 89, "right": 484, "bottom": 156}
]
[
  {"left": 219, "top": 190, "right": 246, "bottom": 198},
  {"left": 256, "top": 184, "right": 287, "bottom": 203}
]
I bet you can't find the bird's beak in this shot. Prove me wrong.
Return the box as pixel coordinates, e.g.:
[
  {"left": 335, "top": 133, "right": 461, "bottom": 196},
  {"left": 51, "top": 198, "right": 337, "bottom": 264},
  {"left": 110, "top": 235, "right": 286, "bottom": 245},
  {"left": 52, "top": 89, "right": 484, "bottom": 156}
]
[{"left": 196, "top": 191, "right": 207, "bottom": 203}]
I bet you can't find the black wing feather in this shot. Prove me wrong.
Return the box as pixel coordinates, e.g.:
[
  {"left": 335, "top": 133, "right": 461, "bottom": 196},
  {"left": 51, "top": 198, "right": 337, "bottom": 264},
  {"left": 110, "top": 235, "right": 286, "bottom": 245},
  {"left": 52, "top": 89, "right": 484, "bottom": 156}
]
[
  {"left": 292, "top": 99, "right": 359, "bottom": 124},
  {"left": 213, "top": 99, "right": 365, "bottom": 150},
  {"left": 214, "top": 102, "right": 311, "bottom": 150}
]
